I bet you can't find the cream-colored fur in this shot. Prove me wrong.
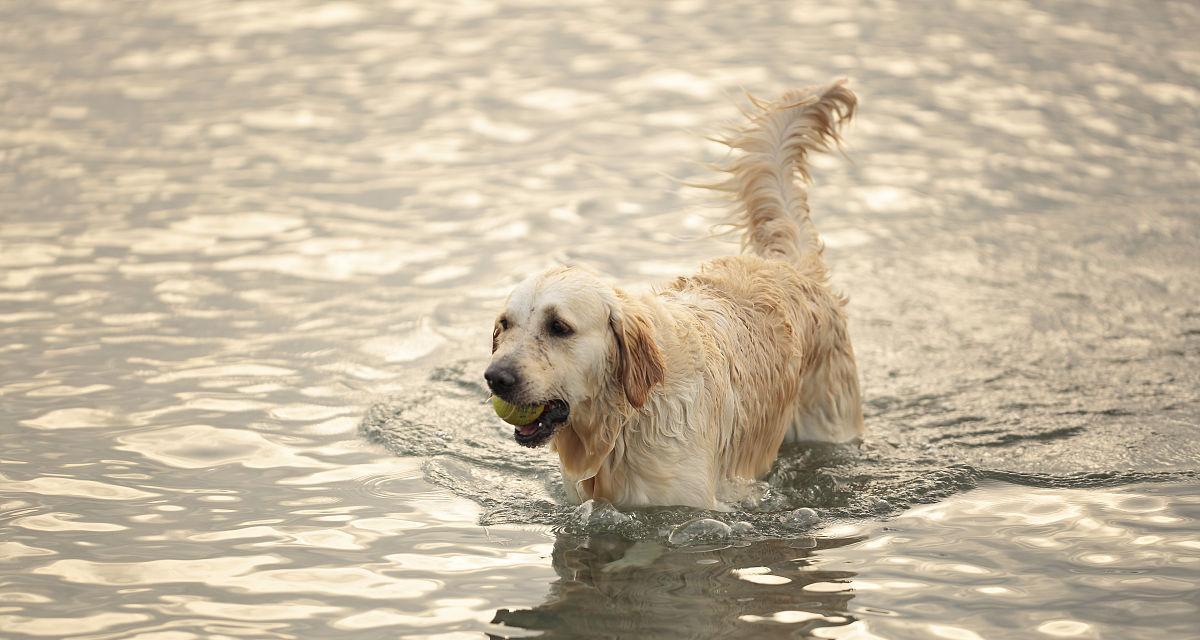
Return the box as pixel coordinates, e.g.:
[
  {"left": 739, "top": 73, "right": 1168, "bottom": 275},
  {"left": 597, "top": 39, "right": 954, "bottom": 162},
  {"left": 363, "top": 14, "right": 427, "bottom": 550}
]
[{"left": 488, "top": 81, "right": 863, "bottom": 509}]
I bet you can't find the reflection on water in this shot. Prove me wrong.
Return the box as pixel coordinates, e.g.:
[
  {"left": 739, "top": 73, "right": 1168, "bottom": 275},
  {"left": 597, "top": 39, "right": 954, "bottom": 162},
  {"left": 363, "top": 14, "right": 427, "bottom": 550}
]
[
  {"left": 1, "top": 0, "right": 1198, "bottom": 638},
  {"left": 494, "top": 534, "right": 862, "bottom": 639},
  {"left": 493, "top": 483, "right": 1200, "bottom": 640}
]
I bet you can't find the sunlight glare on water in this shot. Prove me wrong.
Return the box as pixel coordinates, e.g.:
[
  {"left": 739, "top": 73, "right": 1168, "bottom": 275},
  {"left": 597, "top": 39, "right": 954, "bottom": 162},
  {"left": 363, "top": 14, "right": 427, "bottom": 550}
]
[{"left": 1, "top": 0, "right": 1198, "bottom": 638}]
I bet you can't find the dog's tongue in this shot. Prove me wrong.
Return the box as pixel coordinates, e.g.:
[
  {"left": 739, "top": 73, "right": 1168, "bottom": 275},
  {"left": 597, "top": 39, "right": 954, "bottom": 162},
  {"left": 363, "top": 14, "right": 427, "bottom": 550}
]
[{"left": 516, "top": 424, "right": 538, "bottom": 437}]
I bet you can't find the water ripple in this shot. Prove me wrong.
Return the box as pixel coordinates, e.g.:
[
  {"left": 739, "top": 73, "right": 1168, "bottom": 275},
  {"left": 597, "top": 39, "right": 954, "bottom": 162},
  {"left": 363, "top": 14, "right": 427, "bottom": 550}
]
[{"left": 1, "top": 0, "right": 1197, "bottom": 637}]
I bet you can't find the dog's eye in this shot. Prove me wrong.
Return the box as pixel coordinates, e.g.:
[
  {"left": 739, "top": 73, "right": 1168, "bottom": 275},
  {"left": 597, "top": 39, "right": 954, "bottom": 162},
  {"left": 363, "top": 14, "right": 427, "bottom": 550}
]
[
  {"left": 547, "top": 319, "right": 573, "bottom": 337},
  {"left": 498, "top": 317, "right": 509, "bottom": 331}
]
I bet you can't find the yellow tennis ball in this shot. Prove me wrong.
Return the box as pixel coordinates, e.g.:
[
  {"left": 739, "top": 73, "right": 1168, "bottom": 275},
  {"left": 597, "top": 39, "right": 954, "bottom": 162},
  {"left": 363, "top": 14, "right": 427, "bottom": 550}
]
[{"left": 491, "top": 397, "right": 545, "bottom": 426}]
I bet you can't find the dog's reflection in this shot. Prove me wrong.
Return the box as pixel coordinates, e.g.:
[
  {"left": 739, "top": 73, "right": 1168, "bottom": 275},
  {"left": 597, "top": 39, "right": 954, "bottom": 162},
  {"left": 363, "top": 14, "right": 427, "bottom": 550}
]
[{"left": 491, "top": 532, "right": 863, "bottom": 639}]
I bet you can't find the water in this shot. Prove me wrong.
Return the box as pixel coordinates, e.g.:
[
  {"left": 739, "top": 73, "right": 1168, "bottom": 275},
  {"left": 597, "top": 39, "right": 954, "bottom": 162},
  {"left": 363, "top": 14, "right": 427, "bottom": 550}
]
[{"left": 1, "top": 0, "right": 1198, "bottom": 638}]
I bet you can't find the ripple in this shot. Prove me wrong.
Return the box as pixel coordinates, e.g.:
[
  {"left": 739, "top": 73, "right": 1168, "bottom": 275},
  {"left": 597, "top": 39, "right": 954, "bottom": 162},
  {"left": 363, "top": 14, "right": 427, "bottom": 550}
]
[
  {"left": 33, "top": 555, "right": 283, "bottom": 586},
  {"left": 331, "top": 605, "right": 489, "bottom": 632},
  {"left": 13, "top": 512, "right": 128, "bottom": 532},
  {"left": 0, "top": 541, "right": 56, "bottom": 561},
  {"left": 0, "top": 242, "right": 62, "bottom": 267},
  {"left": 144, "top": 365, "right": 296, "bottom": 385},
  {"left": 241, "top": 110, "right": 338, "bottom": 131},
  {"left": 222, "top": 567, "right": 440, "bottom": 600},
  {"left": 19, "top": 407, "right": 123, "bottom": 430},
  {"left": 155, "top": 597, "right": 343, "bottom": 622},
  {"left": 0, "top": 473, "right": 158, "bottom": 501},
  {"left": 24, "top": 384, "right": 113, "bottom": 398},
  {"left": 115, "top": 425, "right": 329, "bottom": 470},
  {"left": 0, "top": 612, "right": 151, "bottom": 637},
  {"left": 1037, "top": 620, "right": 1093, "bottom": 637},
  {"left": 740, "top": 610, "right": 832, "bottom": 624},
  {"left": 382, "top": 548, "right": 551, "bottom": 574},
  {"left": 359, "top": 321, "right": 447, "bottom": 363},
  {"left": 169, "top": 213, "right": 305, "bottom": 238},
  {"left": 1, "top": 0, "right": 1198, "bottom": 638},
  {"left": 269, "top": 403, "right": 353, "bottom": 421}
]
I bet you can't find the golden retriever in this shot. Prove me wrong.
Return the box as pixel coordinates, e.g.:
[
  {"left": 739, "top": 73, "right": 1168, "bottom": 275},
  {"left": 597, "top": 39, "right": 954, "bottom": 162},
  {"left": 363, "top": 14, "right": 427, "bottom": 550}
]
[{"left": 485, "top": 81, "right": 863, "bottom": 509}]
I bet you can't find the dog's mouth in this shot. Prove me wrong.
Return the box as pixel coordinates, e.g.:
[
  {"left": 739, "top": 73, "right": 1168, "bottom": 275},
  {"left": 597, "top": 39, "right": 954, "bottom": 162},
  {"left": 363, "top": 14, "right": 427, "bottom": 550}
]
[{"left": 513, "top": 399, "right": 570, "bottom": 448}]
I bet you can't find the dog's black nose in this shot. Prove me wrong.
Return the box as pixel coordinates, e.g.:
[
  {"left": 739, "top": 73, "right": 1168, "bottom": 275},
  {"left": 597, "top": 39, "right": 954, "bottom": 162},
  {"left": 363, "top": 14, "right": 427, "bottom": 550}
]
[{"left": 484, "top": 363, "right": 520, "bottom": 395}]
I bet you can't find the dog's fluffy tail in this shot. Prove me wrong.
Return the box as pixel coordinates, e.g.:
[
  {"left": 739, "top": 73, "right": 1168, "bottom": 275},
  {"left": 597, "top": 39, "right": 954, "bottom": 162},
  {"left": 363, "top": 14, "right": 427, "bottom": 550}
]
[{"left": 712, "top": 80, "right": 856, "bottom": 264}]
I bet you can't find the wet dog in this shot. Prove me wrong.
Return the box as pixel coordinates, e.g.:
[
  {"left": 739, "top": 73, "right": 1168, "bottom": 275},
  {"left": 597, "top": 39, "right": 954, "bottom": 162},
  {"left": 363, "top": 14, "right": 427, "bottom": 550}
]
[{"left": 485, "top": 81, "right": 863, "bottom": 509}]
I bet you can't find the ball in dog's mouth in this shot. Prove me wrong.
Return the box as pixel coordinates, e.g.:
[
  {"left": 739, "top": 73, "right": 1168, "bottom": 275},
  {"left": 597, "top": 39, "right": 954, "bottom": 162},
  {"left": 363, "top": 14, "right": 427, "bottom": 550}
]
[{"left": 512, "top": 399, "right": 570, "bottom": 447}]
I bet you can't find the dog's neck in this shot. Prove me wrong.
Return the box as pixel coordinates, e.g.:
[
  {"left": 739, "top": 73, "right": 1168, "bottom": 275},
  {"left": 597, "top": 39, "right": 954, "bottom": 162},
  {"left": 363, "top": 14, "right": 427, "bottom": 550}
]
[
  {"left": 550, "top": 377, "right": 632, "bottom": 500},
  {"left": 552, "top": 371, "right": 701, "bottom": 506}
]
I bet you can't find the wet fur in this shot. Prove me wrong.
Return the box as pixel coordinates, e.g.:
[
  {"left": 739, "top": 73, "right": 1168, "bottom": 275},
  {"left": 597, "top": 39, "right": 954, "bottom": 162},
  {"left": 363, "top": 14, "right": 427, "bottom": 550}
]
[{"left": 490, "top": 81, "right": 863, "bottom": 509}]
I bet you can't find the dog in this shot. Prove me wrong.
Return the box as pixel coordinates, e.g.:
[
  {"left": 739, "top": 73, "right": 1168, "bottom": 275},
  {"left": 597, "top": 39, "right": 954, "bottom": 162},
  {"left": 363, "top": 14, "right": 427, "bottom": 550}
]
[{"left": 485, "top": 81, "right": 863, "bottom": 509}]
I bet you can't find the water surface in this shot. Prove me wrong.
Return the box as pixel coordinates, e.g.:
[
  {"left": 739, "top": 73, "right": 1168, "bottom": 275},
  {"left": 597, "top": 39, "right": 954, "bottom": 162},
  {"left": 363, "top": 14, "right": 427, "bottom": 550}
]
[{"left": 1, "top": 0, "right": 1198, "bottom": 638}]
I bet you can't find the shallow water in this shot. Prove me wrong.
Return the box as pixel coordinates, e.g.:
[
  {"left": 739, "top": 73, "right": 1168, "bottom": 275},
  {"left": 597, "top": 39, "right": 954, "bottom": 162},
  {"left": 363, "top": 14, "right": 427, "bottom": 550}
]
[{"left": 2, "top": 0, "right": 1198, "bottom": 638}]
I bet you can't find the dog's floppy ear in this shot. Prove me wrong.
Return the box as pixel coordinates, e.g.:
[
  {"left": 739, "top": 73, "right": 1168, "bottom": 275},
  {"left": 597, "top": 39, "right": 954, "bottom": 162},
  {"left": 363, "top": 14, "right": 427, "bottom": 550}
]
[{"left": 609, "top": 304, "right": 664, "bottom": 408}]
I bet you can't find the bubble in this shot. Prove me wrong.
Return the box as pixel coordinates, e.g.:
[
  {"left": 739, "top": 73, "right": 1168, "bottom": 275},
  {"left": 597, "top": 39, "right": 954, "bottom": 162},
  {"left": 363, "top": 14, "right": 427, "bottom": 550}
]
[
  {"left": 785, "top": 507, "right": 820, "bottom": 528},
  {"left": 668, "top": 518, "right": 732, "bottom": 545},
  {"left": 730, "top": 521, "right": 756, "bottom": 536}
]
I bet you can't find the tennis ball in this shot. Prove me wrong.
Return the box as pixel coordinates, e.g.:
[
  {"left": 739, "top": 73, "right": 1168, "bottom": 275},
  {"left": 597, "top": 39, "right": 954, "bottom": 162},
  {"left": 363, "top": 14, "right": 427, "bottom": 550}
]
[{"left": 492, "top": 397, "right": 545, "bottom": 426}]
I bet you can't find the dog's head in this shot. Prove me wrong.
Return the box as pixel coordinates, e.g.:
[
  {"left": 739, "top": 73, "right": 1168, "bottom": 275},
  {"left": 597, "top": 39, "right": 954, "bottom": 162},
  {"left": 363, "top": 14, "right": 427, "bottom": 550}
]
[{"left": 486, "top": 266, "right": 664, "bottom": 448}]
